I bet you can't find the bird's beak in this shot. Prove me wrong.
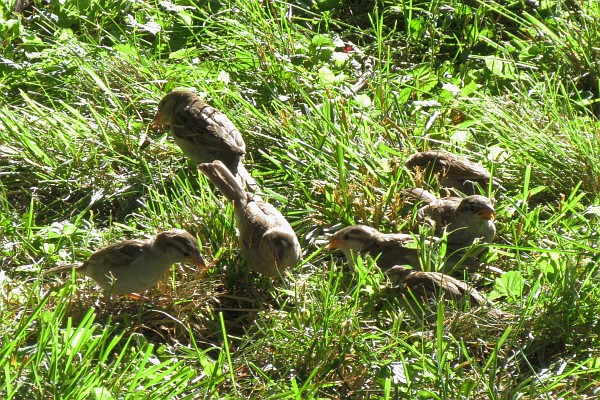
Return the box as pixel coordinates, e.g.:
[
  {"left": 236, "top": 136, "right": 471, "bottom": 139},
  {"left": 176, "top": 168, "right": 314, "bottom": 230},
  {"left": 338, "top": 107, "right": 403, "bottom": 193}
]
[
  {"left": 326, "top": 239, "right": 341, "bottom": 250},
  {"left": 476, "top": 208, "right": 495, "bottom": 220},
  {"left": 151, "top": 111, "right": 167, "bottom": 129},
  {"left": 190, "top": 255, "right": 207, "bottom": 268}
]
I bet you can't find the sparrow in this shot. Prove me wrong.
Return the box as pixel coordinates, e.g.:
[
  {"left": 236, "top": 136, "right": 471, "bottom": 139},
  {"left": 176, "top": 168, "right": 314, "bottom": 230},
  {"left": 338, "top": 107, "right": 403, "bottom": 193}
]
[
  {"left": 417, "top": 195, "right": 496, "bottom": 252},
  {"left": 326, "top": 225, "right": 435, "bottom": 271},
  {"left": 405, "top": 150, "right": 500, "bottom": 195},
  {"left": 152, "top": 90, "right": 256, "bottom": 190},
  {"left": 385, "top": 265, "right": 488, "bottom": 305},
  {"left": 384, "top": 265, "right": 509, "bottom": 319},
  {"left": 43, "top": 229, "right": 206, "bottom": 298},
  {"left": 198, "top": 160, "right": 301, "bottom": 277}
]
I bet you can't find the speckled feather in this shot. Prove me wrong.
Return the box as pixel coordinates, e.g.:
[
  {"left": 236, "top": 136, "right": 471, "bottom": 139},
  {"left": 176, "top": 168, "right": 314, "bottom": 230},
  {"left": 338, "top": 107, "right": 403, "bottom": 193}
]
[
  {"left": 43, "top": 229, "right": 205, "bottom": 296},
  {"left": 153, "top": 91, "right": 255, "bottom": 190},
  {"left": 406, "top": 150, "right": 500, "bottom": 194}
]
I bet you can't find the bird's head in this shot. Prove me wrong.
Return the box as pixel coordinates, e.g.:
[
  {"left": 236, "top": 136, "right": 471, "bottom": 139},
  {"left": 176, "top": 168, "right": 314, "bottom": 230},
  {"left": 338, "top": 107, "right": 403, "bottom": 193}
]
[
  {"left": 152, "top": 91, "right": 199, "bottom": 129},
  {"left": 457, "top": 195, "right": 495, "bottom": 221},
  {"left": 154, "top": 229, "right": 206, "bottom": 268},
  {"left": 326, "top": 225, "right": 381, "bottom": 252}
]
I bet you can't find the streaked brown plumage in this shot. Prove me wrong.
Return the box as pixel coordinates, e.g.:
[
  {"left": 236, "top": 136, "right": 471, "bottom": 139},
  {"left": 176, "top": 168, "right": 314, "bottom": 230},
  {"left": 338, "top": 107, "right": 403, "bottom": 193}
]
[
  {"left": 198, "top": 160, "right": 300, "bottom": 277},
  {"left": 384, "top": 265, "right": 510, "bottom": 320},
  {"left": 417, "top": 195, "right": 496, "bottom": 252},
  {"left": 43, "top": 229, "right": 205, "bottom": 298},
  {"left": 406, "top": 150, "right": 500, "bottom": 195},
  {"left": 402, "top": 187, "right": 438, "bottom": 207},
  {"left": 385, "top": 265, "right": 487, "bottom": 305},
  {"left": 326, "top": 225, "right": 434, "bottom": 271},
  {"left": 152, "top": 90, "right": 256, "bottom": 190}
]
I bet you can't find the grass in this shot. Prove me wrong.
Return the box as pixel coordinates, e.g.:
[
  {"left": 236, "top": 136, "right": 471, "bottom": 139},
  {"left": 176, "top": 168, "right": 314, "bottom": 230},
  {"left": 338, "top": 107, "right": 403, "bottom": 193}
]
[{"left": 2, "top": 0, "right": 600, "bottom": 397}]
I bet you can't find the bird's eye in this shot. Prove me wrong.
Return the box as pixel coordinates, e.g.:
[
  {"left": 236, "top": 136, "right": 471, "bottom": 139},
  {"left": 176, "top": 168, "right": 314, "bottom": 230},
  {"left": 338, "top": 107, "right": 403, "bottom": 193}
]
[{"left": 182, "top": 251, "right": 190, "bottom": 257}]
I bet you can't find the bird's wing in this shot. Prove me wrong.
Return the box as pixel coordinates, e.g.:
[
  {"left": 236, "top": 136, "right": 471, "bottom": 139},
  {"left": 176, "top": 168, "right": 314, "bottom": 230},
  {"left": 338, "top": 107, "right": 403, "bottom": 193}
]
[
  {"left": 362, "top": 234, "right": 419, "bottom": 269},
  {"left": 246, "top": 201, "right": 281, "bottom": 234},
  {"left": 443, "top": 158, "right": 491, "bottom": 180},
  {"left": 242, "top": 200, "right": 291, "bottom": 248},
  {"left": 403, "top": 273, "right": 442, "bottom": 294},
  {"left": 86, "top": 240, "right": 147, "bottom": 269},
  {"left": 402, "top": 188, "right": 437, "bottom": 205},
  {"left": 406, "top": 151, "right": 448, "bottom": 170},
  {"left": 421, "top": 198, "right": 462, "bottom": 230},
  {"left": 377, "top": 234, "right": 416, "bottom": 246},
  {"left": 407, "top": 151, "right": 492, "bottom": 181},
  {"left": 414, "top": 273, "right": 487, "bottom": 306},
  {"left": 172, "top": 104, "right": 245, "bottom": 155},
  {"left": 442, "top": 277, "right": 487, "bottom": 305},
  {"left": 239, "top": 203, "right": 270, "bottom": 249}
]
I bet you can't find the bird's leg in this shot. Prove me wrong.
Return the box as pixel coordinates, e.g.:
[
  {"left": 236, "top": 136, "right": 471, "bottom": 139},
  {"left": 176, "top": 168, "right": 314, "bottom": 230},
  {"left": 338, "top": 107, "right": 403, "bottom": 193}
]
[{"left": 127, "top": 292, "right": 152, "bottom": 301}]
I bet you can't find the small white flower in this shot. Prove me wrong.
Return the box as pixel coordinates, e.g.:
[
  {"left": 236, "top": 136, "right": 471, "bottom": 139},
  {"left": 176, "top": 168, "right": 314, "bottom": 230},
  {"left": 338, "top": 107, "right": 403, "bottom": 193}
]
[
  {"left": 217, "top": 70, "right": 230, "bottom": 85},
  {"left": 441, "top": 82, "right": 461, "bottom": 96}
]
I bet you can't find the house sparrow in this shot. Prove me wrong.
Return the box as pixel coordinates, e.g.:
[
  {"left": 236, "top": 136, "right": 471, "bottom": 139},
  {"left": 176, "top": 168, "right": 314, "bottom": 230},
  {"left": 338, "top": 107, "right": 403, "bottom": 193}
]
[
  {"left": 326, "top": 225, "right": 435, "bottom": 271},
  {"left": 384, "top": 265, "right": 509, "bottom": 320},
  {"left": 405, "top": 150, "right": 500, "bottom": 195},
  {"left": 417, "top": 195, "right": 496, "bottom": 252},
  {"left": 43, "top": 229, "right": 206, "bottom": 298},
  {"left": 385, "top": 265, "right": 487, "bottom": 305},
  {"left": 198, "top": 160, "right": 301, "bottom": 277},
  {"left": 152, "top": 90, "right": 256, "bottom": 190}
]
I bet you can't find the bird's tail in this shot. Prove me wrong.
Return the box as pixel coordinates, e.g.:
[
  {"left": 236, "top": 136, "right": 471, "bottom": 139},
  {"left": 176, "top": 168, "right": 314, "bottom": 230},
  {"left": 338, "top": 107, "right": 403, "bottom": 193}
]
[
  {"left": 199, "top": 160, "right": 251, "bottom": 204},
  {"left": 237, "top": 164, "right": 259, "bottom": 193},
  {"left": 42, "top": 264, "right": 79, "bottom": 275}
]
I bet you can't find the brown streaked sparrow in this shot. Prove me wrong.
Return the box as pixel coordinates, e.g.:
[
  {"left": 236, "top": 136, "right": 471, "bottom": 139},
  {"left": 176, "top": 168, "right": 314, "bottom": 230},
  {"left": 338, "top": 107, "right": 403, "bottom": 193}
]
[
  {"left": 43, "top": 229, "right": 206, "bottom": 298},
  {"left": 385, "top": 265, "right": 487, "bottom": 305},
  {"left": 385, "top": 265, "right": 510, "bottom": 320},
  {"left": 326, "top": 225, "right": 436, "bottom": 271},
  {"left": 417, "top": 195, "right": 496, "bottom": 252},
  {"left": 406, "top": 150, "right": 500, "bottom": 195},
  {"left": 152, "top": 90, "right": 256, "bottom": 190},
  {"left": 198, "top": 160, "right": 301, "bottom": 277}
]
